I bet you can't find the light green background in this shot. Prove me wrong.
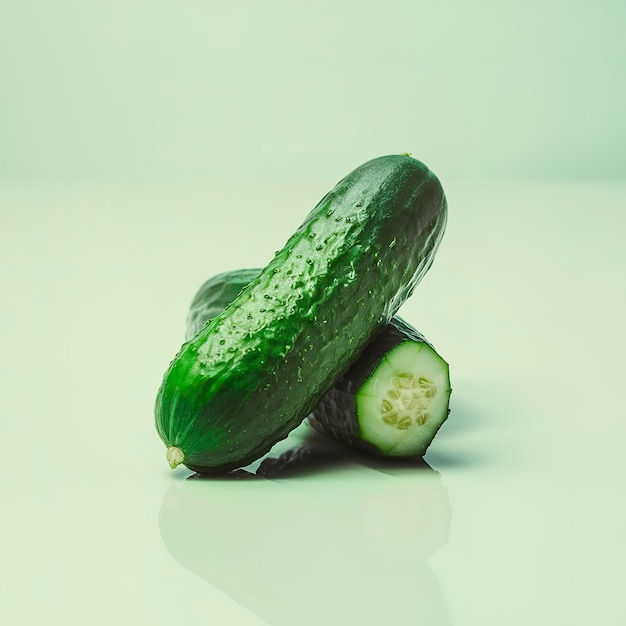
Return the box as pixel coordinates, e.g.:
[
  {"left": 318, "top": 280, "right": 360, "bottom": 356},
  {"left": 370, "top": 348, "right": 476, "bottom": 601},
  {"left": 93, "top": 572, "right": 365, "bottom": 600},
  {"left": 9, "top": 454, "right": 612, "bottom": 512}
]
[
  {"left": 2, "top": 0, "right": 625, "bottom": 182},
  {"left": 2, "top": 3, "right": 626, "bottom": 625}
]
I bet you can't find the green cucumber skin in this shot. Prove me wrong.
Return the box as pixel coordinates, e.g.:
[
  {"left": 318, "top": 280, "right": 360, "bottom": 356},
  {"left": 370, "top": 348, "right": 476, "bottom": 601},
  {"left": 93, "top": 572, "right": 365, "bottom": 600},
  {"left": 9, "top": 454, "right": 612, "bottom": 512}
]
[{"left": 155, "top": 154, "right": 447, "bottom": 473}]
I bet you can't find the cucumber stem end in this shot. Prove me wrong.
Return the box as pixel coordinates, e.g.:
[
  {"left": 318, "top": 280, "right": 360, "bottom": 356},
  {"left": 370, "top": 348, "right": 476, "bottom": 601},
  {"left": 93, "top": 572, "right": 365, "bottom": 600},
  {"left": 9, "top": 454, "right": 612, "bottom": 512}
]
[{"left": 166, "top": 446, "right": 184, "bottom": 469}]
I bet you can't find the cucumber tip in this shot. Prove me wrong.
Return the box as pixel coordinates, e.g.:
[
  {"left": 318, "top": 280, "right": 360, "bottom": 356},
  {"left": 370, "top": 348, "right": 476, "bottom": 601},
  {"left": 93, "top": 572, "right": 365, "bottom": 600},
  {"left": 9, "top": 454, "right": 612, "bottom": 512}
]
[{"left": 166, "top": 446, "right": 184, "bottom": 469}]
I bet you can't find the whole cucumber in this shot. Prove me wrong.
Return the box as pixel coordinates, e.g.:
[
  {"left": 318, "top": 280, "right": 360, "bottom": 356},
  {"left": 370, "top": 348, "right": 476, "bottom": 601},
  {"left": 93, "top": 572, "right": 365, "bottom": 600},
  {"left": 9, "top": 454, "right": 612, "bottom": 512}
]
[{"left": 155, "top": 154, "right": 447, "bottom": 473}]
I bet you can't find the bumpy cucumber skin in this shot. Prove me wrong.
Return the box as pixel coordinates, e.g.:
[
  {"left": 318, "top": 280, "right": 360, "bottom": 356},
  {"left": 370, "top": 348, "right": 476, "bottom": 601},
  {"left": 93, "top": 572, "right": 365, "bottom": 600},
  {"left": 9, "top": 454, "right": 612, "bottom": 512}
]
[
  {"left": 155, "top": 154, "right": 447, "bottom": 473},
  {"left": 186, "top": 269, "right": 260, "bottom": 340},
  {"left": 188, "top": 271, "right": 439, "bottom": 457},
  {"left": 307, "top": 317, "right": 450, "bottom": 457}
]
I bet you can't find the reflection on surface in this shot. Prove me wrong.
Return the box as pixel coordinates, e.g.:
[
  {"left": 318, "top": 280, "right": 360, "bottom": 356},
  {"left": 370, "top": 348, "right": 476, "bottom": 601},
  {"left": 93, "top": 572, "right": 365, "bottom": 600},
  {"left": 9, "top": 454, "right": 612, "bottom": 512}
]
[{"left": 159, "top": 425, "right": 452, "bottom": 625}]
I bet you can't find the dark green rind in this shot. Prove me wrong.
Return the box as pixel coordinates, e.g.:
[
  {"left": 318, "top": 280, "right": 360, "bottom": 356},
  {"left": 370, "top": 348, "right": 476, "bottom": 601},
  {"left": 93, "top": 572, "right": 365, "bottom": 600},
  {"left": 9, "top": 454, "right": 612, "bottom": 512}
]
[
  {"left": 155, "top": 154, "right": 447, "bottom": 473},
  {"left": 307, "top": 317, "right": 450, "bottom": 457}
]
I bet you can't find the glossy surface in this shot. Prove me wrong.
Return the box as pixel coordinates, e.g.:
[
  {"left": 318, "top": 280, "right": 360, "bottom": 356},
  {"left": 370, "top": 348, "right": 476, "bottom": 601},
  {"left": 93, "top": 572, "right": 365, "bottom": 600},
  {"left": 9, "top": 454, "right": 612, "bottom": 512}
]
[{"left": 2, "top": 179, "right": 625, "bottom": 625}]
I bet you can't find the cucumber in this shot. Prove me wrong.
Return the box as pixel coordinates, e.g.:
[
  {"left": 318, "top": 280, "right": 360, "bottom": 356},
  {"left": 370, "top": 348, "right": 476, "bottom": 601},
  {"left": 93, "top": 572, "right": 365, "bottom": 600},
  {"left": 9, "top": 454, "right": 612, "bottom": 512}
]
[
  {"left": 309, "top": 316, "right": 451, "bottom": 457},
  {"left": 155, "top": 154, "right": 447, "bottom": 473},
  {"left": 188, "top": 270, "right": 451, "bottom": 458}
]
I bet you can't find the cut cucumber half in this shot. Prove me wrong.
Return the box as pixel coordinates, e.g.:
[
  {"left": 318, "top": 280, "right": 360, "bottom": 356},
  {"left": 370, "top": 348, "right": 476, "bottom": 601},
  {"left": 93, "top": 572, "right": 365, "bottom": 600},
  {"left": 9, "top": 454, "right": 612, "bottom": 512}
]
[
  {"left": 355, "top": 341, "right": 451, "bottom": 456},
  {"left": 307, "top": 317, "right": 451, "bottom": 457}
]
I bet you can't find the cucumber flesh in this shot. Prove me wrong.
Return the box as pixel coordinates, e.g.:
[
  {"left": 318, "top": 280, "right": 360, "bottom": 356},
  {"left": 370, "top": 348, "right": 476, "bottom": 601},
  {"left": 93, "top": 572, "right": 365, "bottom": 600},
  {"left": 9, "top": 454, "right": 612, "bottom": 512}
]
[
  {"left": 356, "top": 340, "right": 450, "bottom": 456},
  {"left": 307, "top": 315, "right": 451, "bottom": 457}
]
